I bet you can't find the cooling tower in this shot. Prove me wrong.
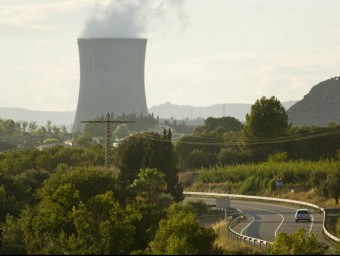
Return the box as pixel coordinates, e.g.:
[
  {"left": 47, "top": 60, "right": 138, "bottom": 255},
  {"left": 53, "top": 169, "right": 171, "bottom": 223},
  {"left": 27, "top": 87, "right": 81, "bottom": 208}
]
[{"left": 72, "top": 38, "right": 148, "bottom": 132}]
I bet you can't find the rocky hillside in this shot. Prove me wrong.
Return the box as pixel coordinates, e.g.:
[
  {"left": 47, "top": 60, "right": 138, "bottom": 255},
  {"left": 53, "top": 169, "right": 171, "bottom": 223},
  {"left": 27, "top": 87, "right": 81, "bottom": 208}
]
[{"left": 287, "top": 77, "right": 340, "bottom": 126}]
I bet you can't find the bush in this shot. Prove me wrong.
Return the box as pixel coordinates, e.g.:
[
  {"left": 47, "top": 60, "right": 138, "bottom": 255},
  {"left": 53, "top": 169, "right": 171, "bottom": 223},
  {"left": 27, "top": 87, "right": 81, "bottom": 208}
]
[{"left": 238, "top": 175, "right": 262, "bottom": 195}]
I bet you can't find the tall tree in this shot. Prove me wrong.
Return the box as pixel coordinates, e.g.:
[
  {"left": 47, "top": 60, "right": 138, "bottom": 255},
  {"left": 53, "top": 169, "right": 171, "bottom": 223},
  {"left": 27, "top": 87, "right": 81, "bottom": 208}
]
[
  {"left": 239, "top": 96, "right": 289, "bottom": 161},
  {"left": 115, "top": 131, "right": 183, "bottom": 202}
]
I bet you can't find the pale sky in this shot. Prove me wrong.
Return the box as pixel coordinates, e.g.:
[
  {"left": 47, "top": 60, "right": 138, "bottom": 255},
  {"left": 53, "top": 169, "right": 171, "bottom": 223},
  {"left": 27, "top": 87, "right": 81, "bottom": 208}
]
[{"left": 1, "top": 0, "right": 340, "bottom": 111}]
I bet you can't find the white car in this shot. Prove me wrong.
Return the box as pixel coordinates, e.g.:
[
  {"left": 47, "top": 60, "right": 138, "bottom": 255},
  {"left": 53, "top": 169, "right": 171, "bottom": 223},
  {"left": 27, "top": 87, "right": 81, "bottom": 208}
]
[{"left": 294, "top": 209, "right": 311, "bottom": 222}]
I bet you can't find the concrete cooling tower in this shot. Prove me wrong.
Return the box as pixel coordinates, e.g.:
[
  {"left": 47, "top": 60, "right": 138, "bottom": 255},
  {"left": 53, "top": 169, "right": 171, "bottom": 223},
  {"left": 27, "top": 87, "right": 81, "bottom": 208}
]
[{"left": 72, "top": 38, "right": 148, "bottom": 132}]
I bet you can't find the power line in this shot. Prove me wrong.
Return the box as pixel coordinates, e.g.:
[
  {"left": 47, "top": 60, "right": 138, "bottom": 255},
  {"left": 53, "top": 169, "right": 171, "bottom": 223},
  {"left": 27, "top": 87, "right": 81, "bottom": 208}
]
[
  {"left": 80, "top": 115, "right": 340, "bottom": 147},
  {"left": 81, "top": 113, "right": 135, "bottom": 169}
]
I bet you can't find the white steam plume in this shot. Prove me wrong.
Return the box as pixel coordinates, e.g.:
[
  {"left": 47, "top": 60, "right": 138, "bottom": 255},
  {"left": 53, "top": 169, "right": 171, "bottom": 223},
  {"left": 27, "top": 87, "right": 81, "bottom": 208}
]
[{"left": 81, "top": 0, "right": 187, "bottom": 38}]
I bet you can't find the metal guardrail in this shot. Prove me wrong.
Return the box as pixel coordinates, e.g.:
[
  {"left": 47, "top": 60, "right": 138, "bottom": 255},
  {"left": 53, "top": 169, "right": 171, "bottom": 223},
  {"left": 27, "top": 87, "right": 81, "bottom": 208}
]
[
  {"left": 228, "top": 212, "right": 271, "bottom": 248},
  {"left": 184, "top": 191, "right": 340, "bottom": 245}
]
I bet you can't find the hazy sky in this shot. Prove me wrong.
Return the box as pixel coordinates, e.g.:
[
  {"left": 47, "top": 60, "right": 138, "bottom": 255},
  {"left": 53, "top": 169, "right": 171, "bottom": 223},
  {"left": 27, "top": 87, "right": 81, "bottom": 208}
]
[{"left": 2, "top": 0, "right": 340, "bottom": 111}]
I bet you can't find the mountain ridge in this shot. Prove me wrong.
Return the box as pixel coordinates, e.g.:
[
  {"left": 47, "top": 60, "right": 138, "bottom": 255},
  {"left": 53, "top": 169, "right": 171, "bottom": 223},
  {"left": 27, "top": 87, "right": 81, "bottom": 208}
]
[
  {"left": 148, "top": 101, "right": 298, "bottom": 121},
  {"left": 2, "top": 76, "right": 340, "bottom": 129},
  {"left": 0, "top": 100, "right": 298, "bottom": 129},
  {"left": 287, "top": 76, "right": 340, "bottom": 126}
]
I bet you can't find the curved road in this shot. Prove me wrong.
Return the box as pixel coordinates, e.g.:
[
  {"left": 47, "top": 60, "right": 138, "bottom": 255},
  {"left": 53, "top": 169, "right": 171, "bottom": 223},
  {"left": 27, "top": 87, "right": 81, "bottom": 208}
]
[{"left": 185, "top": 197, "right": 331, "bottom": 246}]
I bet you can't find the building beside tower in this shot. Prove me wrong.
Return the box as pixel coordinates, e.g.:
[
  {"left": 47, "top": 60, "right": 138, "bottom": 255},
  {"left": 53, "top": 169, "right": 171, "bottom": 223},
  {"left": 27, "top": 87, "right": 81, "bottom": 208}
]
[{"left": 73, "top": 38, "right": 148, "bottom": 132}]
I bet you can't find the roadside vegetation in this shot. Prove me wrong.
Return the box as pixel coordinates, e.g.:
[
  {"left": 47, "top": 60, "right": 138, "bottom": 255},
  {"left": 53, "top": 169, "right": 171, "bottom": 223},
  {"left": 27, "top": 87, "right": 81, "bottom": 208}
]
[
  {"left": 183, "top": 160, "right": 340, "bottom": 206},
  {"left": 1, "top": 95, "right": 340, "bottom": 254}
]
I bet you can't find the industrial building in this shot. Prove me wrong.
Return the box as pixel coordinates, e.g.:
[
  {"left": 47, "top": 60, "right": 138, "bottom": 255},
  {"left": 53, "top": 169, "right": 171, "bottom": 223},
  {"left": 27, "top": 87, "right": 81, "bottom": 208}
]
[{"left": 73, "top": 38, "right": 149, "bottom": 132}]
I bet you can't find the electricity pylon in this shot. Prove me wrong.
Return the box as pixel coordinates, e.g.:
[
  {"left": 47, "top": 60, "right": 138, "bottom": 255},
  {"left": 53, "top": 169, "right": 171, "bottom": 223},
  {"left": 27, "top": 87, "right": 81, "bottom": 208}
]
[{"left": 81, "top": 112, "right": 135, "bottom": 169}]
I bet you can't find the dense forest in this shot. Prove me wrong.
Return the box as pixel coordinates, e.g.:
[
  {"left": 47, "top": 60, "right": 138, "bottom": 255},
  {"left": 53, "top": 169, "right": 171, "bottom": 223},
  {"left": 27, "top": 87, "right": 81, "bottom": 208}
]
[{"left": 1, "top": 95, "right": 340, "bottom": 254}]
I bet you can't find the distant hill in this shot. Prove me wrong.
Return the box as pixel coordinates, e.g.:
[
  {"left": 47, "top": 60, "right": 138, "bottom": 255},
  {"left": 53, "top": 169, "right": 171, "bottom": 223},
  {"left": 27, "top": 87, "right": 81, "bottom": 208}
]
[
  {"left": 287, "top": 76, "right": 340, "bottom": 126},
  {"left": 0, "top": 100, "right": 298, "bottom": 130},
  {"left": 149, "top": 101, "right": 298, "bottom": 121},
  {"left": 0, "top": 108, "right": 75, "bottom": 131}
]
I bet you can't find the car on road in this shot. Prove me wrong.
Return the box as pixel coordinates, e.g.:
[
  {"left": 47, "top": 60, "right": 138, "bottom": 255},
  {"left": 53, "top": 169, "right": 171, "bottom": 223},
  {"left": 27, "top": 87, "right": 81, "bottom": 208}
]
[{"left": 295, "top": 209, "right": 311, "bottom": 222}]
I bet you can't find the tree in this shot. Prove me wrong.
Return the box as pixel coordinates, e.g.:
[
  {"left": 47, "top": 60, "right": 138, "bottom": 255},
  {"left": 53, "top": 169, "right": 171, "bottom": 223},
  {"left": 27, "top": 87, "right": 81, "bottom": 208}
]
[
  {"left": 239, "top": 96, "right": 289, "bottom": 161},
  {"left": 147, "top": 203, "right": 217, "bottom": 255},
  {"left": 128, "top": 168, "right": 167, "bottom": 205},
  {"left": 175, "top": 134, "right": 223, "bottom": 170},
  {"left": 59, "top": 125, "right": 68, "bottom": 135},
  {"left": 67, "top": 192, "right": 136, "bottom": 255},
  {"left": 22, "top": 121, "right": 28, "bottom": 133},
  {"left": 115, "top": 134, "right": 146, "bottom": 190},
  {"left": 28, "top": 121, "right": 38, "bottom": 134},
  {"left": 3, "top": 119, "right": 16, "bottom": 136},
  {"left": 266, "top": 228, "right": 329, "bottom": 255},
  {"left": 46, "top": 120, "right": 52, "bottom": 134},
  {"left": 182, "top": 149, "right": 209, "bottom": 170},
  {"left": 193, "top": 116, "right": 243, "bottom": 137},
  {"left": 1, "top": 167, "right": 129, "bottom": 255},
  {"left": 51, "top": 125, "right": 60, "bottom": 135},
  {"left": 217, "top": 147, "right": 240, "bottom": 165},
  {"left": 319, "top": 169, "right": 340, "bottom": 204},
  {"left": 73, "top": 132, "right": 93, "bottom": 147},
  {"left": 115, "top": 132, "right": 183, "bottom": 202}
]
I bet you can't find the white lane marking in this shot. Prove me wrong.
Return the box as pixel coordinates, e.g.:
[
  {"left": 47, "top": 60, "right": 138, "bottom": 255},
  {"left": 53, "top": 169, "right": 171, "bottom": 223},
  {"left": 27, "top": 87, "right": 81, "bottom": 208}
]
[
  {"left": 309, "top": 215, "right": 314, "bottom": 235},
  {"left": 232, "top": 201, "right": 315, "bottom": 235},
  {"left": 240, "top": 214, "right": 255, "bottom": 235},
  {"left": 233, "top": 204, "right": 284, "bottom": 237}
]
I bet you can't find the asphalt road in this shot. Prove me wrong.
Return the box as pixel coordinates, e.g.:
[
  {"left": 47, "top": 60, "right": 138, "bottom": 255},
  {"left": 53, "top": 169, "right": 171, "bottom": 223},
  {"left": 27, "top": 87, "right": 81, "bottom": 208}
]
[{"left": 184, "top": 197, "right": 332, "bottom": 246}]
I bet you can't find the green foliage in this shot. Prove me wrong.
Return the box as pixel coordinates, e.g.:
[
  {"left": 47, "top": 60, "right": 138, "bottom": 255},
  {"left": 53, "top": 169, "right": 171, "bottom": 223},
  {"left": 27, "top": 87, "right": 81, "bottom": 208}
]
[
  {"left": 217, "top": 147, "right": 241, "bottom": 165},
  {"left": 0, "top": 118, "right": 72, "bottom": 150},
  {"left": 238, "top": 174, "right": 263, "bottom": 195},
  {"left": 176, "top": 135, "right": 224, "bottom": 170},
  {"left": 37, "top": 167, "right": 118, "bottom": 202},
  {"left": 147, "top": 203, "right": 217, "bottom": 255},
  {"left": 308, "top": 169, "right": 327, "bottom": 188},
  {"left": 73, "top": 132, "right": 93, "bottom": 147},
  {"left": 193, "top": 116, "right": 243, "bottom": 137},
  {"left": 0, "top": 185, "right": 19, "bottom": 222},
  {"left": 243, "top": 96, "right": 289, "bottom": 138},
  {"left": 239, "top": 96, "right": 289, "bottom": 161},
  {"left": 115, "top": 131, "right": 183, "bottom": 202},
  {"left": 1, "top": 168, "right": 137, "bottom": 255},
  {"left": 183, "top": 149, "right": 210, "bottom": 170},
  {"left": 267, "top": 152, "right": 289, "bottom": 162},
  {"left": 266, "top": 177, "right": 277, "bottom": 193},
  {"left": 319, "top": 169, "right": 340, "bottom": 204},
  {"left": 68, "top": 192, "right": 136, "bottom": 255},
  {"left": 0, "top": 215, "right": 26, "bottom": 255},
  {"left": 198, "top": 160, "right": 339, "bottom": 186},
  {"left": 128, "top": 168, "right": 168, "bottom": 205},
  {"left": 287, "top": 125, "right": 340, "bottom": 161},
  {"left": 43, "top": 138, "right": 60, "bottom": 145},
  {"left": 0, "top": 165, "right": 50, "bottom": 221},
  {"left": 0, "top": 146, "right": 104, "bottom": 176},
  {"left": 129, "top": 204, "right": 165, "bottom": 253},
  {"left": 175, "top": 116, "right": 241, "bottom": 169},
  {"left": 265, "top": 228, "right": 329, "bottom": 255},
  {"left": 185, "top": 200, "right": 210, "bottom": 216}
]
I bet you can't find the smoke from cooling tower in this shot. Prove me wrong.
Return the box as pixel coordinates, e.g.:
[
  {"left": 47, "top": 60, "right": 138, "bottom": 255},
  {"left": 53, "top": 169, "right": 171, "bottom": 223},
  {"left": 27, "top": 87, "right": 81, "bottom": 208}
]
[
  {"left": 81, "top": 0, "right": 187, "bottom": 38},
  {"left": 73, "top": 0, "right": 188, "bottom": 132}
]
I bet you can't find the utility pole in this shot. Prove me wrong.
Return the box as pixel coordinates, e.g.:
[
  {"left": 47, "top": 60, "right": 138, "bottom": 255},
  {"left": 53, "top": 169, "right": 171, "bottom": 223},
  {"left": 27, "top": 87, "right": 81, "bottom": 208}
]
[{"left": 81, "top": 112, "right": 135, "bottom": 169}]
